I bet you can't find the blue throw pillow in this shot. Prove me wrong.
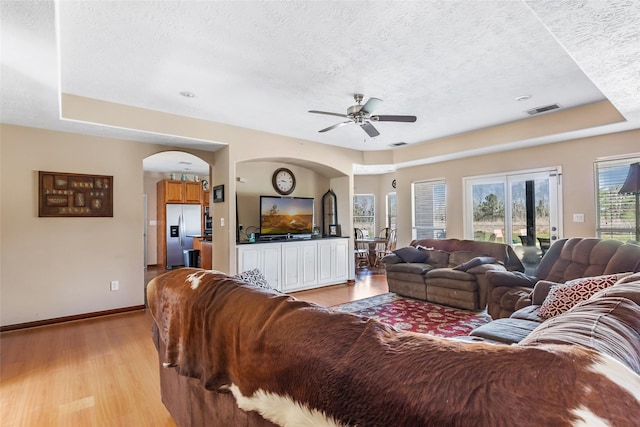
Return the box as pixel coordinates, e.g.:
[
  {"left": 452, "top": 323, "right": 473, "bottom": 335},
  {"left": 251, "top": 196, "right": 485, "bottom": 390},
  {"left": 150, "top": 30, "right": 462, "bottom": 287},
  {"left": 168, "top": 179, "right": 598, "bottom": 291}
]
[{"left": 393, "top": 246, "right": 429, "bottom": 263}]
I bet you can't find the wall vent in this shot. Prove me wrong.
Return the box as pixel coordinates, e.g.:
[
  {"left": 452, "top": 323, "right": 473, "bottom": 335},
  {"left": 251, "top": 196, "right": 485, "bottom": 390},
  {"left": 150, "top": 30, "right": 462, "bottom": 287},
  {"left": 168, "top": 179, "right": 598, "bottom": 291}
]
[
  {"left": 390, "top": 142, "right": 407, "bottom": 147},
  {"left": 526, "top": 104, "right": 560, "bottom": 115}
]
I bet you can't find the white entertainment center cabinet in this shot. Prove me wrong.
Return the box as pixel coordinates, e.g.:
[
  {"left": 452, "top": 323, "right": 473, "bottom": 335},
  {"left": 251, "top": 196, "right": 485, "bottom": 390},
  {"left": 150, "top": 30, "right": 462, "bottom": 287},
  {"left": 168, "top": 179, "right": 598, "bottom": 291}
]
[{"left": 236, "top": 237, "right": 350, "bottom": 292}]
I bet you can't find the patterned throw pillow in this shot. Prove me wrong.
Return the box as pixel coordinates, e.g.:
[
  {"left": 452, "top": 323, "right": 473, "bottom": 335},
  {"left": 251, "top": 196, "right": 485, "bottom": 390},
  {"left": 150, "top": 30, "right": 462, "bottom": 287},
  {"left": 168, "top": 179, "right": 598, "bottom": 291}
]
[
  {"left": 538, "top": 273, "right": 631, "bottom": 318},
  {"left": 234, "top": 268, "right": 272, "bottom": 289}
]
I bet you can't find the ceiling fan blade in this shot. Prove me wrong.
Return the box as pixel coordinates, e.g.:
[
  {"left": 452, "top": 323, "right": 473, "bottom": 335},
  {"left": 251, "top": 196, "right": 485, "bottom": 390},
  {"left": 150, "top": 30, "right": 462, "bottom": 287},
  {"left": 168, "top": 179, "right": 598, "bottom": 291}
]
[
  {"left": 309, "top": 110, "right": 349, "bottom": 118},
  {"left": 360, "top": 122, "right": 380, "bottom": 137},
  {"left": 360, "top": 97, "right": 383, "bottom": 114},
  {"left": 319, "top": 121, "right": 353, "bottom": 133},
  {"left": 371, "top": 115, "right": 417, "bottom": 122}
]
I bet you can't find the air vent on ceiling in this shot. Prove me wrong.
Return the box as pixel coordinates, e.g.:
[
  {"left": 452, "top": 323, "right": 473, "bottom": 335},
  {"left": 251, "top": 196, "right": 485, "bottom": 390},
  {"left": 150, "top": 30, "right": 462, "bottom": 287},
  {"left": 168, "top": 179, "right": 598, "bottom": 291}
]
[
  {"left": 526, "top": 104, "right": 560, "bottom": 115},
  {"left": 390, "top": 142, "right": 408, "bottom": 147}
]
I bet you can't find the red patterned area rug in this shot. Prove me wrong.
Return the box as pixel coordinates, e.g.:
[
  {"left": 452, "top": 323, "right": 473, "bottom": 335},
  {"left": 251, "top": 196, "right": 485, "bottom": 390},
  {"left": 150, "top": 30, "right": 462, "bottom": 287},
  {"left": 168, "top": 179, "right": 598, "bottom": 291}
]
[{"left": 332, "top": 293, "right": 491, "bottom": 338}]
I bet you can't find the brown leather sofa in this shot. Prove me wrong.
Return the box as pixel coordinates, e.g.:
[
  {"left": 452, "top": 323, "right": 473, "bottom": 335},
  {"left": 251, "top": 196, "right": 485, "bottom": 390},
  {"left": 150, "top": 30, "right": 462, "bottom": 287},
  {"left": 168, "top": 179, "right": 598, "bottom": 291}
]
[
  {"left": 469, "top": 272, "right": 640, "bottom": 376},
  {"left": 383, "top": 238, "right": 524, "bottom": 310},
  {"left": 486, "top": 237, "right": 640, "bottom": 319}
]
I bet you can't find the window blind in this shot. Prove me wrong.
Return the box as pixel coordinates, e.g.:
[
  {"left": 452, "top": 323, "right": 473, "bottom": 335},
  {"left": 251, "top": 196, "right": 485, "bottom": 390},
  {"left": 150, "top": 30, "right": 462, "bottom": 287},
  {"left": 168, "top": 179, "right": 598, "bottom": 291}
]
[
  {"left": 412, "top": 179, "right": 447, "bottom": 239},
  {"left": 595, "top": 157, "right": 640, "bottom": 240}
]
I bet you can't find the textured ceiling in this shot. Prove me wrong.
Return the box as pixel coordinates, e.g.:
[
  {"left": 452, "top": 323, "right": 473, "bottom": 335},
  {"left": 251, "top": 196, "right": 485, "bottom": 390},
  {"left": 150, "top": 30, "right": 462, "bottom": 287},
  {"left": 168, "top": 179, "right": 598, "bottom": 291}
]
[{"left": 1, "top": 1, "right": 639, "bottom": 175}]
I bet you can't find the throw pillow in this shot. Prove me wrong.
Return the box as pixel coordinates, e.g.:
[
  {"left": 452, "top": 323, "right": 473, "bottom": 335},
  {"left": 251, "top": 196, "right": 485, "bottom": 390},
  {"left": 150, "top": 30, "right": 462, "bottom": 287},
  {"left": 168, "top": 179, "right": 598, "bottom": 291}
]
[
  {"left": 393, "top": 246, "right": 429, "bottom": 263},
  {"left": 538, "top": 273, "right": 631, "bottom": 318},
  {"left": 453, "top": 256, "right": 498, "bottom": 271},
  {"left": 422, "top": 249, "right": 450, "bottom": 266},
  {"left": 234, "top": 268, "right": 272, "bottom": 289}
]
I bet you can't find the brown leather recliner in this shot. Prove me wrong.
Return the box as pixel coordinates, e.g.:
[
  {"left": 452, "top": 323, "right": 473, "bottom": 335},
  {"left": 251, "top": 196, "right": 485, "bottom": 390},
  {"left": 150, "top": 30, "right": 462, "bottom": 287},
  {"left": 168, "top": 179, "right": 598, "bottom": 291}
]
[{"left": 486, "top": 238, "right": 640, "bottom": 319}]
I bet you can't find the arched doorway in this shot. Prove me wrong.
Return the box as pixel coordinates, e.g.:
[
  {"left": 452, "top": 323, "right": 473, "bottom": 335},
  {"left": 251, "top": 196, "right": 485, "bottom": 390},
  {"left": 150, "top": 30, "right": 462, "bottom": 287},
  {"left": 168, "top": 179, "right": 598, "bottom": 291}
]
[{"left": 142, "top": 151, "right": 210, "bottom": 269}]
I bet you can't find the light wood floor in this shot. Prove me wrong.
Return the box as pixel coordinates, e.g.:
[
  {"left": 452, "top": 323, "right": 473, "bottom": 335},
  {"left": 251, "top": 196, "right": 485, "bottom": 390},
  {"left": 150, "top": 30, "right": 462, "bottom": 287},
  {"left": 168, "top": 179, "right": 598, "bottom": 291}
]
[{"left": 0, "top": 267, "right": 387, "bottom": 427}]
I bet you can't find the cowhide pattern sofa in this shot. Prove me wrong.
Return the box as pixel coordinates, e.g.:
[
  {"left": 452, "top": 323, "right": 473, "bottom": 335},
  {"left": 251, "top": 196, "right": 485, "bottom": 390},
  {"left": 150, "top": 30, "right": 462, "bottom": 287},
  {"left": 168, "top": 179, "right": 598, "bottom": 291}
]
[
  {"left": 382, "top": 238, "right": 525, "bottom": 310},
  {"left": 147, "top": 268, "right": 640, "bottom": 427}
]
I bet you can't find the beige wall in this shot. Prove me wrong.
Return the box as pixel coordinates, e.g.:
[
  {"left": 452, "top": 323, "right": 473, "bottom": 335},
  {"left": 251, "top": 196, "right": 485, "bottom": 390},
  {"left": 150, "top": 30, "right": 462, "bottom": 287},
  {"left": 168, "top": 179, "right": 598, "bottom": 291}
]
[
  {"left": 235, "top": 162, "right": 328, "bottom": 239},
  {"left": 0, "top": 123, "right": 361, "bottom": 326},
  {"left": 2, "top": 120, "right": 638, "bottom": 327},
  {"left": 1, "top": 125, "right": 158, "bottom": 326},
  {"left": 393, "top": 129, "right": 640, "bottom": 247},
  {"left": 354, "top": 173, "right": 397, "bottom": 235}
]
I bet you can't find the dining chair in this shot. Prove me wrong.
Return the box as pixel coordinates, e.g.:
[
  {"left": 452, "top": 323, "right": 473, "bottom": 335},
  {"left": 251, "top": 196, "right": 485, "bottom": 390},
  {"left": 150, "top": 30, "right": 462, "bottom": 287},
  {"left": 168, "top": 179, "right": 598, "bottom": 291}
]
[
  {"left": 354, "top": 228, "right": 369, "bottom": 267},
  {"left": 378, "top": 227, "right": 390, "bottom": 239},
  {"left": 537, "top": 237, "right": 551, "bottom": 256},
  {"left": 374, "top": 228, "right": 396, "bottom": 268}
]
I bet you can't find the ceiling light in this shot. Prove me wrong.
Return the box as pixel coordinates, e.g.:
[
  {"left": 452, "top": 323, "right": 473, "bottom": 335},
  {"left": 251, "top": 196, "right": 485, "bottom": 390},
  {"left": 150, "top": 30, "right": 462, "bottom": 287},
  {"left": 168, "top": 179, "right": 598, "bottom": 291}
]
[
  {"left": 179, "top": 91, "right": 195, "bottom": 98},
  {"left": 515, "top": 95, "right": 532, "bottom": 101}
]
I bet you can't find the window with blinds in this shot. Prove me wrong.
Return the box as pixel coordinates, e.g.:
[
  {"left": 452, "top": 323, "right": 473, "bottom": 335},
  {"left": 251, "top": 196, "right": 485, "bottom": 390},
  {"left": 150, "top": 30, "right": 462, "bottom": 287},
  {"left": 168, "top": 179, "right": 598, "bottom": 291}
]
[
  {"left": 412, "top": 179, "right": 447, "bottom": 239},
  {"left": 595, "top": 156, "right": 640, "bottom": 241},
  {"left": 353, "top": 194, "right": 375, "bottom": 237}
]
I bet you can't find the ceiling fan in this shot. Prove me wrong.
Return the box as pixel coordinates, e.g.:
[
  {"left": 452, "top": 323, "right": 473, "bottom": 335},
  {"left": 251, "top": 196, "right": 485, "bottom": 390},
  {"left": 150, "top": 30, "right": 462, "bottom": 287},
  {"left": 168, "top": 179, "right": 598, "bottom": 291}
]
[{"left": 309, "top": 94, "right": 417, "bottom": 137}]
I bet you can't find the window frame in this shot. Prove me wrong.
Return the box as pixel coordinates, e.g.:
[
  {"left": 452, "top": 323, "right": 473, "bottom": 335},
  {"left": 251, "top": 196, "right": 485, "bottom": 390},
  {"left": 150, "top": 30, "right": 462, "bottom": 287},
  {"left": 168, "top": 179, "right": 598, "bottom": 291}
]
[
  {"left": 411, "top": 179, "right": 447, "bottom": 240},
  {"left": 353, "top": 193, "right": 376, "bottom": 237},
  {"left": 595, "top": 156, "right": 640, "bottom": 241},
  {"left": 386, "top": 192, "right": 397, "bottom": 230}
]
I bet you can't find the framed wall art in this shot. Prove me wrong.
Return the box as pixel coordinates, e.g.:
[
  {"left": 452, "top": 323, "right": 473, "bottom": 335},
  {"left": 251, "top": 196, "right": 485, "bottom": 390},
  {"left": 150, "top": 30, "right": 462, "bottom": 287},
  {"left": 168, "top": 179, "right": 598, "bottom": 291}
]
[
  {"left": 38, "top": 171, "right": 113, "bottom": 217},
  {"left": 213, "top": 184, "right": 224, "bottom": 203}
]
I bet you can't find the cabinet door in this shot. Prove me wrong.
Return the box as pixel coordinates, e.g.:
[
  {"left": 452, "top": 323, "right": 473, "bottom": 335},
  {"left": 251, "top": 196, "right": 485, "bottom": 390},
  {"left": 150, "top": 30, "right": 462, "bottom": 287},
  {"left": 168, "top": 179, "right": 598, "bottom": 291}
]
[
  {"left": 317, "top": 240, "right": 334, "bottom": 284},
  {"left": 237, "top": 246, "right": 260, "bottom": 272},
  {"left": 300, "top": 242, "right": 318, "bottom": 288},
  {"left": 317, "top": 239, "right": 349, "bottom": 285},
  {"left": 184, "top": 182, "right": 202, "bottom": 204},
  {"left": 261, "top": 245, "right": 282, "bottom": 290},
  {"left": 202, "top": 190, "right": 210, "bottom": 206},
  {"left": 165, "top": 181, "right": 184, "bottom": 203},
  {"left": 332, "top": 239, "right": 349, "bottom": 282},
  {"left": 282, "top": 241, "right": 318, "bottom": 291},
  {"left": 281, "top": 245, "right": 301, "bottom": 291}
]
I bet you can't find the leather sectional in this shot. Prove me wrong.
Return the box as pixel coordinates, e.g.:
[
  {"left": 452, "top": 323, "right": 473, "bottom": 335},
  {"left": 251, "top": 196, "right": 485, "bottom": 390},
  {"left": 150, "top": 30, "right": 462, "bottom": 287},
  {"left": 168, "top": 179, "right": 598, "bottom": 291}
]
[
  {"left": 382, "top": 238, "right": 525, "bottom": 310},
  {"left": 485, "top": 237, "right": 640, "bottom": 319}
]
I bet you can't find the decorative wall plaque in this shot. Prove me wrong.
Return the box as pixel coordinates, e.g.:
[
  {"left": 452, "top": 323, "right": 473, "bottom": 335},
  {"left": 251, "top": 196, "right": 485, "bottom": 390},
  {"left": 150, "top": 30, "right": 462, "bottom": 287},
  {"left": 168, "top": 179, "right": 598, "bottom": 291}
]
[{"left": 38, "top": 171, "right": 113, "bottom": 217}]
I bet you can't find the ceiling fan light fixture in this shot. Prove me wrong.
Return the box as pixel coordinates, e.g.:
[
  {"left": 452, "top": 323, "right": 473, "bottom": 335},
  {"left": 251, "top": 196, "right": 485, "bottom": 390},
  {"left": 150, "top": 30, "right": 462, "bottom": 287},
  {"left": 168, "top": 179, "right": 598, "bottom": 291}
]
[{"left": 309, "top": 94, "right": 417, "bottom": 137}]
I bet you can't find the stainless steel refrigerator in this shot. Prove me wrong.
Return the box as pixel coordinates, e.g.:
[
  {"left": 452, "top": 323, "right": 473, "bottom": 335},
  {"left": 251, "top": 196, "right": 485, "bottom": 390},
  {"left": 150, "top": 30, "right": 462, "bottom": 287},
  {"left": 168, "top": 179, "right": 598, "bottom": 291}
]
[{"left": 165, "top": 204, "right": 202, "bottom": 269}]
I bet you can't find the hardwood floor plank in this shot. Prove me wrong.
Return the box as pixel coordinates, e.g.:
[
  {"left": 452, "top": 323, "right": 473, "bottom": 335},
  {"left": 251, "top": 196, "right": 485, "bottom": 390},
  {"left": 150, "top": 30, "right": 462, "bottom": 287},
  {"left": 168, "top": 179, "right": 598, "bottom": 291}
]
[{"left": 0, "top": 267, "right": 387, "bottom": 426}]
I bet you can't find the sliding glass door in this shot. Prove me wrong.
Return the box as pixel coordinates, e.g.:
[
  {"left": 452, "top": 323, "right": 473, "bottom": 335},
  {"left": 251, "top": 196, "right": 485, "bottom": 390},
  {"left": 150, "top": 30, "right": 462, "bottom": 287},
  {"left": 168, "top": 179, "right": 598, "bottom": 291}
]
[{"left": 465, "top": 168, "right": 561, "bottom": 262}]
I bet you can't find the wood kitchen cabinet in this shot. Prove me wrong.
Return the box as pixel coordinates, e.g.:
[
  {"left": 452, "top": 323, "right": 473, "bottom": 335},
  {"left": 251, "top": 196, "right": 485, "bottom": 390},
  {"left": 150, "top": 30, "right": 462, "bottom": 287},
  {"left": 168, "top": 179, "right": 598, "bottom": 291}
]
[{"left": 160, "top": 180, "right": 202, "bottom": 204}]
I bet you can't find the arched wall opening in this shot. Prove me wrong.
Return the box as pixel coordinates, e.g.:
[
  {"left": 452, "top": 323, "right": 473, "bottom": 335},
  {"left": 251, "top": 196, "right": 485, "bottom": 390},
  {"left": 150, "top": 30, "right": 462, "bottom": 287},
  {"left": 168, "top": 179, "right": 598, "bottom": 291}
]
[{"left": 142, "top": 150, "right": 212, "bottom": 269}]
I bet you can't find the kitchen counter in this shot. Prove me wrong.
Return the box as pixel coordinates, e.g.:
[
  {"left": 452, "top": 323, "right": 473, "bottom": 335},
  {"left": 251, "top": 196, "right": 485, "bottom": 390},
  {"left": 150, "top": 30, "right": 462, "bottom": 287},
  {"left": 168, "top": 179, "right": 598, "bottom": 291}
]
[{"left": 192, "top": 238, "right": 213, "bottom": 269}]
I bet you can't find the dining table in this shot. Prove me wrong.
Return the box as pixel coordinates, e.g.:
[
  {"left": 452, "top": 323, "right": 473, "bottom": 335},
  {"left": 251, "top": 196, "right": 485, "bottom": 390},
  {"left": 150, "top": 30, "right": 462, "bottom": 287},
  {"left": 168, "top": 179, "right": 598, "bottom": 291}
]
[{"left": 355, "top": 237, "right": 389, "bottom": 267}]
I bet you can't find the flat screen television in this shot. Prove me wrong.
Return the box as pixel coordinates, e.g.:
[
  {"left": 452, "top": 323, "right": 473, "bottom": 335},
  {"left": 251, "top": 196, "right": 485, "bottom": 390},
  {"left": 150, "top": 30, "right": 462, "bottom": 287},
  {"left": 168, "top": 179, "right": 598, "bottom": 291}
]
[{"left": 259, "top": 196, "right": 314, "bottom": 236}]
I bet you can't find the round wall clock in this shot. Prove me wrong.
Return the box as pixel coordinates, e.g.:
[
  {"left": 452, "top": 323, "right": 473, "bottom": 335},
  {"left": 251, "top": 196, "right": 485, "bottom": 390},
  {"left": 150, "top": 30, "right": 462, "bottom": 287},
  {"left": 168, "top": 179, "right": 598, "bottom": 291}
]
[
  {"left": 272, "top": 168, "right": 296, "bottom": 195},
  {"left": 392, "top": 179, "right": 397, "bottom": 189}
]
